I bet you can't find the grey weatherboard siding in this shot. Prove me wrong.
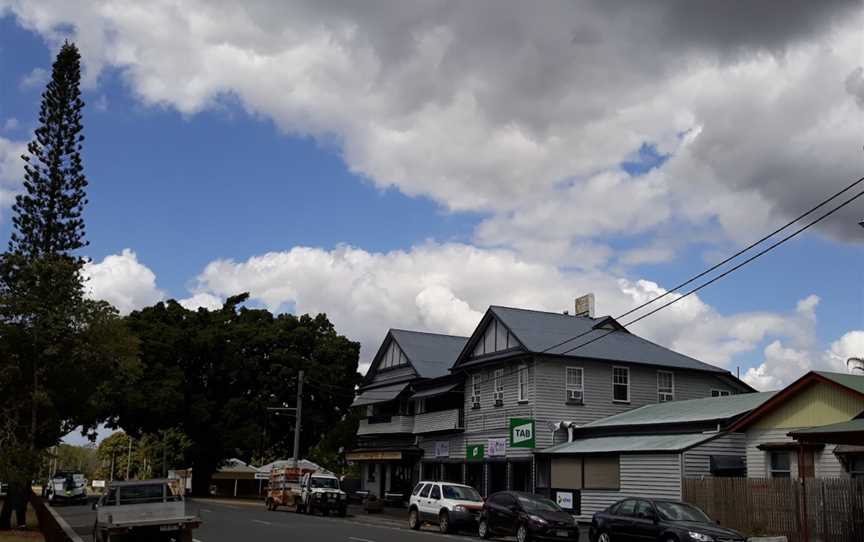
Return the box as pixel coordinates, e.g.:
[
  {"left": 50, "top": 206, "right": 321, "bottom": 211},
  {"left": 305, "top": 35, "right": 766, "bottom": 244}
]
[
  {"left": 682, "top": 432, "right": 746, "bottom": 478},
  {"left": 745, "top": 427, "right": 847, "bottom": 479}
]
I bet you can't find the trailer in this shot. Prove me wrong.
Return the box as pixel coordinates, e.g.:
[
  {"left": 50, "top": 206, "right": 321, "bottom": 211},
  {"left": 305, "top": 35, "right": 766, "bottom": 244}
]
[{"left": 265, "top": 467, "right": 347, "bottom": 516}]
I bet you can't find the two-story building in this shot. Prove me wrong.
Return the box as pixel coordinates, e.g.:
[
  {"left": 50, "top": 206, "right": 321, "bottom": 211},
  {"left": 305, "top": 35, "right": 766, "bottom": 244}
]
[
  {"left": 345, "top": 329, "right": 467, "bottom": 501},
  {"left": 448, "top": 305, "right": 754, "bottom": 497}
]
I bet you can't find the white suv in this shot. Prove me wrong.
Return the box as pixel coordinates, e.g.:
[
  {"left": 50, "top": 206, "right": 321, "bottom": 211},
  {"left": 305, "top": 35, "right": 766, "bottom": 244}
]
[{"left": 408, "top": 481, "right": 484, "bottom": 533}]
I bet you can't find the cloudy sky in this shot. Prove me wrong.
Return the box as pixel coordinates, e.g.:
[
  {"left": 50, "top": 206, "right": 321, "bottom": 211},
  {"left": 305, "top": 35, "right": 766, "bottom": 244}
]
[{"left": 1, "top": 0, "right": 863, "bottom": 393}]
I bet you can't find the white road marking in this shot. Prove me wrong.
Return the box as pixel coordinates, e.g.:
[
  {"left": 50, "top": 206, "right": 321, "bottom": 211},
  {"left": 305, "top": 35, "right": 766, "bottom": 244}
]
[
  {"left": 348, "top": 537, "right": 375, "bottom": 542},
  {"left": 251, "top": 519, "right": 273, "bottom": 526}
]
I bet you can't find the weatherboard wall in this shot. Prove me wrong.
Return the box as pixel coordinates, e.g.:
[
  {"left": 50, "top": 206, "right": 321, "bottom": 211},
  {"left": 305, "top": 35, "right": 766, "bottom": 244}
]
[
  {"left": 682, "top": 432, "right": 746, "bottom": 478},
  {"left": 577, "top": 453, "right": 682, "bottom": 522},
  {"left": 744, "top": 427, "right": 847, "bottom": 479}
]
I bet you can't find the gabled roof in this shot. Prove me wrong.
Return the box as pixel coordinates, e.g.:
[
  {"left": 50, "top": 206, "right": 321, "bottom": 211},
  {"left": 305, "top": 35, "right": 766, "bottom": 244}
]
[
  {"left": 728, "top": 371, "right": 864, "bottom": 432},
  {"left": 579, "top": 391, "right": 776, "bottom": 430},
  {"left": 389, "top": 329, "right": 468, "bottom": 379},
  {"left": 453, "top": 305, "right": 731, "bottom": 375}
]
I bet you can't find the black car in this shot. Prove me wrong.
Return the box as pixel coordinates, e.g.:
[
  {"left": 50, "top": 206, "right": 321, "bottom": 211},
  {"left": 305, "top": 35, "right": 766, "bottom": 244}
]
[
  {"left": 479, "top": 491, "right": 580, "bottom": 542},
  {"left": 589, "top": 498, "right": 745, "bottom": 542}
]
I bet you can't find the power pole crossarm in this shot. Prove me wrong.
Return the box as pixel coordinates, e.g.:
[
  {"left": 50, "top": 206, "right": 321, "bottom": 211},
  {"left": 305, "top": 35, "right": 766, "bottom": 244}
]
[{"left": 292, "top": 370, "right": 304, "bottom": 469}]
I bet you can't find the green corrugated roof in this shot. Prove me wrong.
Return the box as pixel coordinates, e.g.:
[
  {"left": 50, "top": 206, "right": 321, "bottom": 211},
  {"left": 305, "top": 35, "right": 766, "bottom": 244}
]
[
  {"left": 541, "top": 432, "right": 716, "bottom": 454},
  {"left": 788, "top": 418, "right": 864, "bottom": 436},
  {"left": 580, "top": 391, "right": 776, "bottom": 429},
  {"left": 815, "top": 371, "right": 864, "bottom": 395}
]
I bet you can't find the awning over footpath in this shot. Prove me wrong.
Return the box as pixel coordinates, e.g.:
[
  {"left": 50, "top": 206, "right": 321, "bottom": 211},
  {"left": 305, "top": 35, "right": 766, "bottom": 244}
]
[
  {"left": 411, "top": 381, "right": 459, "bottom": 400},
  {"left": 788, "top": 418, "right": 864, "bottom": 446},
  {"left": 350, "top": 382, "right": 409, "bottom": 408},
  {"left": 538, "top": 432, "right": 716, "bottom": 454}
]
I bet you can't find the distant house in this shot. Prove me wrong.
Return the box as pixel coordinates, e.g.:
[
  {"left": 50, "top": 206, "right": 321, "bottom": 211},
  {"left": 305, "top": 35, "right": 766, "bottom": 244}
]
[
  {"left": 536, "top": 392, "right": 774, "bottom": 520},
  {"left": 728, "top": 370, "right": 864, "bottom": 479}
]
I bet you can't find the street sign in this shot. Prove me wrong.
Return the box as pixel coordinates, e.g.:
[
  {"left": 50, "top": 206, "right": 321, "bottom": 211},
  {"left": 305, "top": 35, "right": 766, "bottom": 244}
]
[
  {"left": 91, "top": 480, "right": 106, "bottom": 488},
  {"left": 466, "top": 444, "right": 485, "bottom": 460},
  {"left": 434, "top": 441, "right": 450, "bottom": 458},
  {"left": 254, "top": 472, "right": 270, "bottom": 480},
  {"left": 510, "top": 418, "right": 535, "bottom": 448}
]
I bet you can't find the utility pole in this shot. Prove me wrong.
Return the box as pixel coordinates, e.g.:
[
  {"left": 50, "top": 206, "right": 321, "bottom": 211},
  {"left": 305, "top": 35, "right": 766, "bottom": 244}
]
[
  {"left": 292, "top": 370, "right": 304, "bottom": 469},
  {"left": 162, "top": 431, "right": 167, "bottom": 478},
  {"left": 110, "top": 452, "right": 115, "bottom": 482},
  {"left": 126, "top": 436, "right": 133, "bottom": 480}
]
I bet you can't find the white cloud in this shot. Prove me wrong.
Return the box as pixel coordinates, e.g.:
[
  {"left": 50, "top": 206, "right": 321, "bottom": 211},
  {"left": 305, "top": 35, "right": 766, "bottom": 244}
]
[
  {"left": 82, "top": 249, "right": 164, "bottom": 314},
  {"left": 19, "top": 67, "right": 48, "bottom": 89},
  {"left": 188, "top": 242, "right": 826, "bottom": 373},
  {"left": 1, "top": 118, "right": 19, "bottom": 131},
  {"left": 2, "top": 0, "right": 862, "bottom": 256},
  {"left": 0, "top": 136, "right": 26, "bottom": 214},
  {"left": 178, "top": 292, "right": 223, "bottom": 311}
]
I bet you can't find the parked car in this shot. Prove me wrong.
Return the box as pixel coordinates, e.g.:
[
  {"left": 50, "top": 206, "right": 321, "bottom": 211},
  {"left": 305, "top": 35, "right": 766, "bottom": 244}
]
[
  {"left": 408, "top": 480, "right": 483, "bottom": 533},
  {"left": 479, "top": 491, "right": 580, "bottom": 542},
  {"left": 92, "top": 479, "right": 200, "bottom": 542},
  {"left": 589, "top": 498, "right": 745, "bottom": 542},
  {"left": 46, "top": 472, "right": 87, "bottom": 506}
]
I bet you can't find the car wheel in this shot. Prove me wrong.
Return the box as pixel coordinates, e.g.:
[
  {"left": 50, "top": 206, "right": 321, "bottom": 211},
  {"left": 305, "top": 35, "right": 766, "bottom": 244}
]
[
  {"left": 516, "top": 523, "right": 531, "bottom": 542},
  {"left": 408, "top": 508, "right": 421, "bottom": 530},
  {"left": 478, "top": 518, "right": 490, "bottom": 539},
  {"left": 597, "top": 531, "right": 612, "bottom": 542},
  {"left": 439, "top": 510, "right": 451, "bottom": 533}
]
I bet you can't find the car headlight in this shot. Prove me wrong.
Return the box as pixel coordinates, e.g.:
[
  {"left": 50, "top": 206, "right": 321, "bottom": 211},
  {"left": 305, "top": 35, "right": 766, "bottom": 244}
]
[
  {"left": 453, "top": 505, "right": 466, "bottom": 512},
  {"left": 688, "top": 532, "right": 714, "bottom": 542},
  {"left": 528, "top": 514, "right": 548, "bottom": 525}
]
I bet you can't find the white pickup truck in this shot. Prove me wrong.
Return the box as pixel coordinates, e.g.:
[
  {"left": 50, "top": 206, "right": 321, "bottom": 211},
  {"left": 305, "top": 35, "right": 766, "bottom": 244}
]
[{"left": 92, "top": 479, "right": 200, "bottom": 542}]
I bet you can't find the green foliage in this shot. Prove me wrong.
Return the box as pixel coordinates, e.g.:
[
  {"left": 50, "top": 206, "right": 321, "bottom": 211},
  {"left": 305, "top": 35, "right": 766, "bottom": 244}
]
[
  {"left": 93, "top": 430, "right": 192, "bottom": 481},
  {"left": 307, "top": 410, "right": 362, "bottom": 477},
  {"left": 119, "top": 296, "right": 361, "bottom": 495},
  {"left": 50, "top": 443, "right": 99, "bottom": 480}
]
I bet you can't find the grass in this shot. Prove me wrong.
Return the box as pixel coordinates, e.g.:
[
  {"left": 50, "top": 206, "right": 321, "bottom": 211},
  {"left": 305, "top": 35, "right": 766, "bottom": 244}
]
[{"left": 0, "top": 502, "right": 44, "bottom": 542}]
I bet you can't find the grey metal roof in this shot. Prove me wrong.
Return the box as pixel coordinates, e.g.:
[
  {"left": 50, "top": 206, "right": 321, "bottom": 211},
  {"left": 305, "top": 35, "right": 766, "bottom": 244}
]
[
  {"left": 484, "top": 306, "right": 728, "bottom": 373},
  {"left": 580, "top": 391, "right": 776, "bottom": 429},
  {"left": 411, "top": 381, "right": 459, "bottom": 400},
  {"left": 788, "top": 418, "right": 864, "bottom": 436},
  {"left": 390, "top": 329, "right": 468, "bottom": 379},
  {"left": 350, "top": 382, "right": 409, "bottom": 407},
  {"left": 540, "top": 432, "right": 717, "bottom": 454}
]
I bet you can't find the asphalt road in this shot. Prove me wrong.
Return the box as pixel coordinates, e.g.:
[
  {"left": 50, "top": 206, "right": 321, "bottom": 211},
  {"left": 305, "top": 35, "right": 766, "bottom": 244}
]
[{"left": 52, "top": 499, "right": 499, "bottom": 542}]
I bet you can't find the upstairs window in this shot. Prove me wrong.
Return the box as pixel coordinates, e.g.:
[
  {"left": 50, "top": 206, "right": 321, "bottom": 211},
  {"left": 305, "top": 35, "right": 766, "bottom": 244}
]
[
  {"left": 849, "top": 456, "right": 864, "bottom": 479},
  {"left": 493, "top": 368, "right": 504, "bottom": 404},
  {"left": 565, "top": 367, "right": 584, "bottom": 404},
  {"left": 657, "top": 371, "right": 674, "bottom": 402},
  {"left": 471, "top": 374, "right": 481, "bottom": 407},
  {"left": 711, "top": 389, "right": 731, "bottom": 397},
  {"left": 472, "top": 319, "right": 520, "bottom": 357},
  {"left": 380, "top": 340, "right": 408, "bottom": 370},
  {"left": 612, "top": 367, "right": 630, "bottom": 402},
  {"left": 769, "top": 451, "right": 791, "bottom": 478},
  {"left": 518, "top": 364, "right": 528, "bottom": 402}
]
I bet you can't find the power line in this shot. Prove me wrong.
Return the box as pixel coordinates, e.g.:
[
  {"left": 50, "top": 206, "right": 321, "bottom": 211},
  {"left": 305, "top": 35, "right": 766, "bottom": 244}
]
[
  {"left": 555, "top": 184, "right": 864, "bottom": 357},
  {"left": 542, "top": 174, "right": 864, "bottom": 354}
]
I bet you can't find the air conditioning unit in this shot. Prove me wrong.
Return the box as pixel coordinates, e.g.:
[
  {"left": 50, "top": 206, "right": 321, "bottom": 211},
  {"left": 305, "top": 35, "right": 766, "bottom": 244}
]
[
  {"left": 567, "top": 389, "right": 583, "bottom": 403},
  {"left": 471, "top": 395, "right": 481, "bottom": 409},
  {"left": 493, "top": 391, "right": 504, "bottom": 405}
]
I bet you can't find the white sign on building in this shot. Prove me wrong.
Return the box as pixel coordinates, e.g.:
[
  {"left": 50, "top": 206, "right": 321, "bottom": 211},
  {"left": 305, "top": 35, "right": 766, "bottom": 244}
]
[
  {"left": 434, "top": 441, "right": 450, "bottom": 458},
  {"left": 556, "top": 491, "right": 573, "bottom": 510},
  {"left": 487, "top": 437, "right": 506, "bottom": 457}
]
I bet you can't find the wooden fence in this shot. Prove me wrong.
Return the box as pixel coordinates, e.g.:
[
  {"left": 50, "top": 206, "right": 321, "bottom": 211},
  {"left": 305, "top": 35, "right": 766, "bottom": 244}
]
[{"left": 683, "top": 478, "right": 864, "bottom": 542}]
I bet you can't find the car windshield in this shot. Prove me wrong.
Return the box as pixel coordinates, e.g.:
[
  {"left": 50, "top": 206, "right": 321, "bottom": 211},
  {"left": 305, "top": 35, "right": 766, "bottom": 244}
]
[
  {"left": 655, "top": 502, "right": 712, "bottom": 523},
  {"left": 442, "top": 485, "right": 482, "bottom": 502},
  {"left": 518, "top": 495, "right": 562, "bottom": 512},
  {"left": 311, "top": 477, "right": 339, "bottom": 489}
]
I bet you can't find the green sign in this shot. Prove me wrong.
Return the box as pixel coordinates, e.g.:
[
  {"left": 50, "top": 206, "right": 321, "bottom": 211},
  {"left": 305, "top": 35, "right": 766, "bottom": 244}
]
[
  {"left": 466, "top": 444, "right": 485, "bottom": 460},
  {"left": 510, "top": 418, "right": 535, "bottom": 448}
]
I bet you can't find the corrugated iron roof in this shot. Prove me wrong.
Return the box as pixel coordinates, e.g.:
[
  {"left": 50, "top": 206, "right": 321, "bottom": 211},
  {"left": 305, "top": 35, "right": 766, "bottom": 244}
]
[
  {"left": 580, "top": 391, "right": 776, "bottom": 429},
  {"left": 540, "top": 432, "right": 717, "bottom": 454},
  {"left": 788, "top": 418, "right": 864, "bottom": 436},
  {"left": 411, "top": 381, "right": 459, "bottom": 399},
  {"left": 485, "top": 306, "right": 729, "bottom": 373},
  {"left": 350, "top": 382, "right": 409, "bottom": 407},
  {"left": 390, "top": 329, "right": 468, "bottom": 379},
  {"left": 815, "top": 371, "right": 864, "bottom": 395}
]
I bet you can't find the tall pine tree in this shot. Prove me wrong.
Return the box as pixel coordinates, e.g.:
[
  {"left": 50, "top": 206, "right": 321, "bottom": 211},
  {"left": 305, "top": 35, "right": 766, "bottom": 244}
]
[
  {"left": 0, "top": 42, "right": 137, "bottom": 530},
  {"left": 10, "top": 41, "right": 88, "bottom": 258}
]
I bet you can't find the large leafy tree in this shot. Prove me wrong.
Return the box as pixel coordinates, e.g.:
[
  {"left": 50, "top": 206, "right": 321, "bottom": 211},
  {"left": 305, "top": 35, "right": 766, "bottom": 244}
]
[
  {"left": 0, "top": 42, "right": 136, "bottom": 529},
  {"left": 120, "top": 296, "right": 360, "bottom": 496}
]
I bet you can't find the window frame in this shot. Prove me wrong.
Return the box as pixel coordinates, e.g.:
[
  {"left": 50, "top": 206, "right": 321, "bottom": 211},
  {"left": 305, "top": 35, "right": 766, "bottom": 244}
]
[
  {"left": 565, "top": 367, "right": 584, "bottom": 404},
  {"left": 769, "top": 451, "right": 792, "bottom": 478},
  {"left": 657, "top": 370, "right": 674, "bottom": 402},
  {"left": 517, "top": 364, "right": 528, "bottom": 402},
  {"left": 493, "top": 368, "right": 505, "bottom": 404},
  {"left": 471, "top": 374, "right": 481, "bottom": 407},
  {"left": 430, "top": 484, "right": 442, "bottom": 500},
  {"left": 612, "top": 366, "right": 630, "bottom": 403},
  {"left": 711, "top": 389, "right": 731, "bottom": 397}
]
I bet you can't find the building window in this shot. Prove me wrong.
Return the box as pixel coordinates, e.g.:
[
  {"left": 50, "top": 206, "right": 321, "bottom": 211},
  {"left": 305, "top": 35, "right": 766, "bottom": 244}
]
[
  {"left": 712, "top": 389, "right": 731, "bottom": 397},
  {"left": 367, "top": 464, "right": 376, "bottom": 482},
  {"left": 584, "top": 455, "right": 620, "bottom": 490},
  {"left": 366, "top": 405, "right": 374, "bottom": 417},
  {"left": 416, "top": 398, "right": 426, "bottom": 414},
  {"left": 849, "top": 456, "right": 864, "bottom": 479},
  {"left": 471, "top": 374, "right": 481, "bottom": 407},
  {"left": 518, "top": 364, "right": 528, "bottom": 402},
  {"left": 769, "top": 451, "right": 792, "bottom": 478},
  {"left": 494, "top": 368, "right": 504, "bottom": 404},
  {"left": 657, "top": 371, "right": 674, "bottom": 402},
  {"left": 565, "top": 367, "right": 584, "bottom": 404},
  {"left": 612, "top": 367, "right": 630, "bottom": 403}
]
